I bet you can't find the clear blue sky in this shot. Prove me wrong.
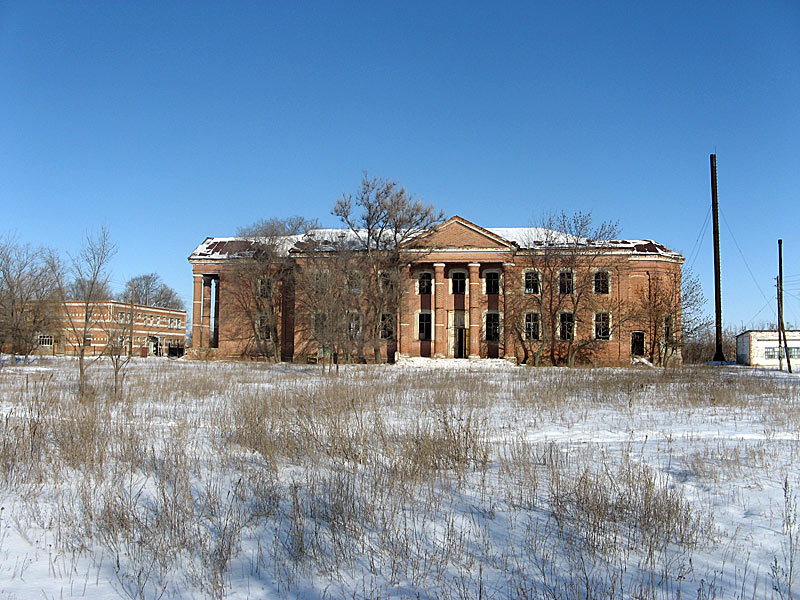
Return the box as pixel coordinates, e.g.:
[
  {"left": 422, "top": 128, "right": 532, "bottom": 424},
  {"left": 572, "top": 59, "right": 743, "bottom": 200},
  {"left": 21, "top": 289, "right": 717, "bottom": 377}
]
[{"left": 2, "top": 1, "right": 799, "bottom": 329}]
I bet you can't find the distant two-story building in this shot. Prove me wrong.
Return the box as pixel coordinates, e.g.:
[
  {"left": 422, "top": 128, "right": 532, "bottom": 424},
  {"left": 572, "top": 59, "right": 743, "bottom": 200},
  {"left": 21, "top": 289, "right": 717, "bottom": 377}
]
[{"left": 36, "top": 301, "right": 186, "bottom": 357}]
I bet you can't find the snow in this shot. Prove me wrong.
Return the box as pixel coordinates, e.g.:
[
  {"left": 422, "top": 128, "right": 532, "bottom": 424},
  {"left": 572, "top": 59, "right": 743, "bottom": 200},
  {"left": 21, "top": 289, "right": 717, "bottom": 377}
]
[
  {"left": 190, "top": 227, "right": 681, "bottom": 260},
  {"left": 0, "top": 358, "right": 798, "bottom": 598}
]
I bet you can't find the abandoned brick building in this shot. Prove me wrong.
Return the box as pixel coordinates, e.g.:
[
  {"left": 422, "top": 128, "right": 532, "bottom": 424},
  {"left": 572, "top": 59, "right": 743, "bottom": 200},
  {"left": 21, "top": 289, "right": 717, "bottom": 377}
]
[{"left": 188, "top": 216, "right": 684, "bottom": 365}]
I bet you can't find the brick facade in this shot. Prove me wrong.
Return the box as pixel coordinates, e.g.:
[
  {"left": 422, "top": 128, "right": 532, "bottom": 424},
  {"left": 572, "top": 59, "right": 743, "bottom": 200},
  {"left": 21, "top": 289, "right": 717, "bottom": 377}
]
[
  {"left": 188, "top": 216, "right": 684, "bottom": 366},
  {"left": 35, "top": 301, "right": 186, "bottom": 357}
]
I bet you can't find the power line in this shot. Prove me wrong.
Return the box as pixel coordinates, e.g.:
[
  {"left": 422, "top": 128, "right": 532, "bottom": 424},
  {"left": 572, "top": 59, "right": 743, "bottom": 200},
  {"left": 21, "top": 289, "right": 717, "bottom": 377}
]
[
  {"left": 745, "top": 297, "right": 774, "bottom": 325},
  {"left": 687, "top": 206, "right": 711, "bottom": 271},
  {"left": 719, "top": 208, "right": 770, "bottom": 304}
]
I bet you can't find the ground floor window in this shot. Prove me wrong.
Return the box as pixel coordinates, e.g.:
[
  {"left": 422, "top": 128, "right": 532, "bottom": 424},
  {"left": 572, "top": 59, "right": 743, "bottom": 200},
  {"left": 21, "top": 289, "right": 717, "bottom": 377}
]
[
  {"left": 485, "top": 312, "right": 500, "bottom": 342},
  {"left": 765, "top": 346, "right": 800, "bottom": 359},
  {"left": 594, "top": 312, "right": 610, "bottom": 341},
  {"left": 418, "top": 312, "right": 432, "bottom": 341},
  {"left": 559, "top": 312, "right": 574, "bottom": 341},
  {"left": 524, "top": 312, "right": 540, "bottom": 341},
  {"left": 38, "top": 335, "right": 53, "bottom": 346},
  {"left": 380, "top": 313, "right": 395, "bottom": 340},
  {"left": 255, "top": 314, "right": 271, "bottom": 341}
]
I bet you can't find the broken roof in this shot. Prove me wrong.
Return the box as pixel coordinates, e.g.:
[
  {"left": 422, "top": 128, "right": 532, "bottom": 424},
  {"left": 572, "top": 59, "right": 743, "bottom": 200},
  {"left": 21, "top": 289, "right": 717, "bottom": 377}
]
[{"left": 189, "top": 226, "right": 682, "bottom": 261}]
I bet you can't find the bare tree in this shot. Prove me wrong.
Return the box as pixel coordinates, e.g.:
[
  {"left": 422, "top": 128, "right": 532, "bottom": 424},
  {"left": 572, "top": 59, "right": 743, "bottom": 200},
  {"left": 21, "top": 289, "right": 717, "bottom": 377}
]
[
  {"left": 115, "top": 273, "right": 184, "bottom": 310},
  {"left": 228, "top": 217, "right": 317, "bottom": 361},
  {"left": 510, "top": 212, "right": 621, "bottom": 366},
  {"left": 636, "top": 268, "right": 710, "bottom": 366},
  {"left": 293, "top": 234, "right": 360, "bottom": 372},
  {"left": 0, "top": 238, "right": 58, "bottom": 364},
  {"left": 333, "top": 173, "right": 444, "bottom": 363},
  {"left": 49, "top": 227, "right": 117, "bottom": 399},
  {"left": 103, "top": 281, "right": 136, "bottom": 399}
]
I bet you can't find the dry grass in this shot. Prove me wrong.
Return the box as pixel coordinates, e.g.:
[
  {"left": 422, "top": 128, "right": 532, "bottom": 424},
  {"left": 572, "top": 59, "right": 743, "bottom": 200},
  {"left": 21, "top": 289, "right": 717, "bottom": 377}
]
[{"left": 0, "top": 358, "right": 797, "bottom": 598}]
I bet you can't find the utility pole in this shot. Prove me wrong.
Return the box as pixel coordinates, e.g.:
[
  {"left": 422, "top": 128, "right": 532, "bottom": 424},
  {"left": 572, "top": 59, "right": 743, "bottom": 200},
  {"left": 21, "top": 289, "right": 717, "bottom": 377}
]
[
  {"left": 778, "top": 239, "right": 792, "bottom": 373},
  {"left": 710, "top": 154, "right": 726, "bottom": 362}
]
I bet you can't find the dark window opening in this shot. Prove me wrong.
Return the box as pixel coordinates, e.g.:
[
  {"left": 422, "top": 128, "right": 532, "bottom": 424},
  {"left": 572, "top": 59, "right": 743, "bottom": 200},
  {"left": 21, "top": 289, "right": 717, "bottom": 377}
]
[
  {"left": 486, "top": 312, "right": 500, "bottom": 342},
  {"left": 631, "top": 331, "right": 645, "bottom": 356},
  {"left": 255, "top": 315, "right": 271, "bottom": 341},
  {"left": 380, "top": 313, "right": 395, "bottom": 340},
  {"left": 524, "top": 271, "right": 540, "bottom": 294},
  {"left": 257, "top": 276, "right": 272, "bottom": 298},
  {"left": 418, "top": 313, "right": 432, "bottom": 341},
  {"left": 486, "top": 272, "right": 500, "bottom": 295},
  {"left": 348, "top": 313, "right": 361, "bottom": 339},
  {"left": 594, "top": 271, "right": 609, "bottom": 294},
  {"left": 524, "top": 313, "right": 540, "bottom": 340},
  {"left": 559, "top": 312, "right": 574, "bottom": 341},
  {"left": 418, "top": 272, "right": 432, "bottom": 295},
  {"left": 595, "top": 312, "right": 610, "bottom": 341},
  {"left": 559, "top": 271, "right": 574, "bottom": 295},
  {"left": 452, "top": 272, "right": 466, "bottom": 295}
]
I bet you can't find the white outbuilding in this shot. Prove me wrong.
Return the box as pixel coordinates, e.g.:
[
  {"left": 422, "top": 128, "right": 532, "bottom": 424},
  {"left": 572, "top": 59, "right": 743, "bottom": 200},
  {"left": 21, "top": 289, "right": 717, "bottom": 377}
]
[{"left": 736, "top": 330, "right": 800, "bottom": 367}]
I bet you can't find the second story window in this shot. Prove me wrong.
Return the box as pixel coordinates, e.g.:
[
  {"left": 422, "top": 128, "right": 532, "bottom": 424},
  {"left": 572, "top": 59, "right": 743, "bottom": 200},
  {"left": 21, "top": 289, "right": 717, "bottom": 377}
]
[
  {"left": 451, "top": 272, "right": 466, "bottom": 295},
  {"left": 257, "top": 276, "right": 272, "bottom": 298},
  {"left": 418, "top": 272, "right": 432, "bottom": 295},
  {"left": 485, "top": 272, "right": 500, "bottom": 295},
  {"left": 594, "top": 271, "right": 609, "bottom": 294},
  {"left": 559, "top": 271, "right": 574, "bottom": 295},
  {"left": 524, "top": 271, "right": 540, "bottom": 294}
]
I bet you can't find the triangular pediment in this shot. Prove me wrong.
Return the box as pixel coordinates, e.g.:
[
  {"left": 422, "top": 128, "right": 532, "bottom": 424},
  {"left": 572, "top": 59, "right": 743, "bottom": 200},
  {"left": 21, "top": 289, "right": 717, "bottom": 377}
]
[{"left": 407, "top": 216, "right": 516, "bottom": 249}]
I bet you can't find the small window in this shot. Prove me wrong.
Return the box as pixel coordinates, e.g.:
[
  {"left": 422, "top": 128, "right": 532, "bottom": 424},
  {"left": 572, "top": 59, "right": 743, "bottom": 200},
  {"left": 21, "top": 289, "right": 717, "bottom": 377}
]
[
  {"left": 485, "top": 312, "right": 500, "bottom": 342},
  {"left": 524, "top": 313, "right": 540, "bottom": 341},
  {"left": 524, "top": 271, "right": 540, "bottom": 294},
  {"left": 313, "top": 313, "right": 327, "bottom": 340},
  {"left": 664, "top": 314, "right": 673, "bottom": 340},
  {"left": 418, "top": 313, "right": 432, "bottom": 341},
  {"left": 485, "top": 272, "right": 500, "bottom": 295},
  {"left": 451, "top": 272, "right": 466, "bottom": 295},
  {"left": 594, "top": 271, "right": 609, "bottom": 294},
  {"left": 348, "top": 313, "right": 361, "bottom": 339},
  {"left": 559, "top": 312, "right": 574, "bottom": 341},
  {"left": 38, "top": 335, "right": 53, "bottom": 346},
  {"left": 559, "top": 271, "right": 574, "bottom": 295},
  {"left": 255, "top": 315, "right": 271, "bottom": 341},
  {"left": 418, "top": 272, "right": 432, "bottom": 295},
  {"left": 257, "top": 276, "right": 272, "bottom": 298},
  {"left": 380, "top": 313, "right": 395, "bottom": 340},
  {"left": 347, "top": 273, "right": 362, "bottom": 295},
  {"left": 595, "top": 312, "right": 610, "bottom": 341},
  {"left": 379, "top": 271, "right": 393, "bottom": 293},
  {"left": 83, "top": 335, "right": 92, "bottom": 347}
]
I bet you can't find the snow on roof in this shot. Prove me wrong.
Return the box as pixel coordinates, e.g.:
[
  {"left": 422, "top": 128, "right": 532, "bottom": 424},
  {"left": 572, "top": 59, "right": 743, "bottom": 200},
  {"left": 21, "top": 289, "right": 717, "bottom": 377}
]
[{"left": 190, "top": 227, "right": 681, "bottom": 260}]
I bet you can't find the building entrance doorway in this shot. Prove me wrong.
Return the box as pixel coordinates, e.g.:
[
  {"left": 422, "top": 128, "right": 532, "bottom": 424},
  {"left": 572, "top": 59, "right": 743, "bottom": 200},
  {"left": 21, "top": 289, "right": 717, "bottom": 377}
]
[
  {"left": 450, "top": 310, "right": 468, "bottom": 358},
  {"left": 454, "top": 327, "right": 467, "bottom": 358},
  {"left": 631, "top": 331, "right": 645, "bottom": 357}
]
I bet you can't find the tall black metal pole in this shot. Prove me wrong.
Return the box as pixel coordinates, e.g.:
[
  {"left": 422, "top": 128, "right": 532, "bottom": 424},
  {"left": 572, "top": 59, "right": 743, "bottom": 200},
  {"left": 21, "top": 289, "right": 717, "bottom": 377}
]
[{"left": 710, "top": 154, "right": 726, "bottom": 362}]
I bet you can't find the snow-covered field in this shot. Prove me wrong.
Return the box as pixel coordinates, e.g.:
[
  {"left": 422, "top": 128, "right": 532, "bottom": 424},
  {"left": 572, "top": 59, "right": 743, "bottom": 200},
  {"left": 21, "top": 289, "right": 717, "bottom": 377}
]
[{"left": 0, "top": 357, "right": 797, "bottom": 599}]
